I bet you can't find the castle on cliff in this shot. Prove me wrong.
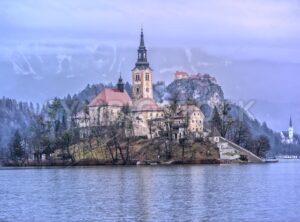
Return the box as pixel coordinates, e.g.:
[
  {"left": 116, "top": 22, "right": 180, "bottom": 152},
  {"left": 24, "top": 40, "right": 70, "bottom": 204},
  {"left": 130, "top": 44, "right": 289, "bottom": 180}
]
[{"left": 175, "top": 71, "right": 217, "bottom": 83}]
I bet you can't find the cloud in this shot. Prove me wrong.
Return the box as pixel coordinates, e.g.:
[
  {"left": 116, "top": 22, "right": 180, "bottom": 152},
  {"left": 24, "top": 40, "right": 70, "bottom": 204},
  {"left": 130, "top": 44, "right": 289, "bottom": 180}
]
[
  {"left": 1, "top": 0, "right": 300, "bottom": 63},
  {"left": 1, "top": 0, "right": 299, "bottom": 40},
  {"left": 0, "top": 0, "right": 299, "bottom": 63}
]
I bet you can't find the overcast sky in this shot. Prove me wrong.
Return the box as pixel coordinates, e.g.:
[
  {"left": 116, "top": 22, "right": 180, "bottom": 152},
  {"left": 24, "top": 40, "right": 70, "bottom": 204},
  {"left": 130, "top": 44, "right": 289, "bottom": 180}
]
[
  {"left": 0, "top": 0, "right": 300, "bottom": 131},
  {"left": 1, "top": 0, "right": 300, "bottom": 59}
]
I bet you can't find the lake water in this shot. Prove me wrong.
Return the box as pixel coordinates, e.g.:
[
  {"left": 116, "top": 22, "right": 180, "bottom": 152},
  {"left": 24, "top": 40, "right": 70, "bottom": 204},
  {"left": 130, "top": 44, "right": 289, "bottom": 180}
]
[{"left": 1, "top": 160, "right": 299, "bottom": 222}]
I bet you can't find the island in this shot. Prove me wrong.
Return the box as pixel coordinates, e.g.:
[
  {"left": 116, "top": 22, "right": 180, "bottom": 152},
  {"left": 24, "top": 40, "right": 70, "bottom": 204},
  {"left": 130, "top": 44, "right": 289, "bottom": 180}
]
[{"left": 1, "top": 29, "right": 272, "bottom": 166}]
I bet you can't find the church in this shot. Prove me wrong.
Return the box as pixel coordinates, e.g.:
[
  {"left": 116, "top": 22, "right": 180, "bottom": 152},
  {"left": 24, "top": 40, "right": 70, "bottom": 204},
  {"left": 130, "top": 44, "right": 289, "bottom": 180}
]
[
  {"left": 75, "top": 29, "right": 205, "bottom": 139},
  {"left": 281, "top": 117, "right": 299, "bottom": 145},
  {"left": 76, "top": 29, "right": 164, "bottom": 137}
]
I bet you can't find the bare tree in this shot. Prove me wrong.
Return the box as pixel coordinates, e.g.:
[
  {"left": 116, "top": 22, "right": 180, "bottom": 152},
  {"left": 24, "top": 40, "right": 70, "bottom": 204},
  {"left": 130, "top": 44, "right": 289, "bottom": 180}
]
[
  {"left": 253, "top": 135, "right": 271, "bottom": 158},
  {"left": 228, "top": 120, "right": 252, "bottom": 148}
]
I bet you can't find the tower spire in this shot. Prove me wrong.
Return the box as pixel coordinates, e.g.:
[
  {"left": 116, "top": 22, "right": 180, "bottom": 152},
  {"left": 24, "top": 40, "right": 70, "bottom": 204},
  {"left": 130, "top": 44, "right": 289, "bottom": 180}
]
[
  {"left": 132, "top": 27, "right": 153, "bottom": 100},
  {"left": 135, "top": 27, "right": 149, "bottom": 69},
  {"left": 289, "top": 115, "right": 294, "bottom": 142},
  {"left": 140, "top": 27, "right": 145, "bottom": 48}
]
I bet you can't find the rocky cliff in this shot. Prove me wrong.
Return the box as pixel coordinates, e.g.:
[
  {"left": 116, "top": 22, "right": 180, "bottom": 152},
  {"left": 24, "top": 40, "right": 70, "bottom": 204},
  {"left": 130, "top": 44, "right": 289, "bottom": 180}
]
[
  {"left": 153, "top": 77, "right": 224, "bottom": 118},
  {"left": 152, "top": 77, "right": 286, "bottom": 154}
]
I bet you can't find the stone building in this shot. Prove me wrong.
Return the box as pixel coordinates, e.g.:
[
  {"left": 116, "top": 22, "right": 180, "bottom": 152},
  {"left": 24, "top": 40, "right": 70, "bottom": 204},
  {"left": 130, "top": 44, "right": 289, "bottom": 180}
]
[
  {"left": 174, "top": 70, "right": 217, "bottom": 83},
  {"left": 75, "top": 76, "right": 131, "bottom": 128},
  {"left": 130, "top": 28, "right": 164, "bottom": 137},
  {"left": 75, "top": 29, "right": 207, "bottom": 140},
  {"left": 88, "top": 76, "right": 132, "bottom": 126},
  {"left": 175, "top": 71, "right": 189, "bottom": 80},
  {"left": 75, "top": 29, "right": 163, "bottom": 138},
  {"left": 172, "top": 104, "right": 205, "bottom": 140}
]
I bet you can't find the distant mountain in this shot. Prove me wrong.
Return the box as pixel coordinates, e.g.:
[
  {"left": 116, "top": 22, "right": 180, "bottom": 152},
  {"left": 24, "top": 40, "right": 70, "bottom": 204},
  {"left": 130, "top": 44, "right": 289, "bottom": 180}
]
[
  {"left": 1, "top": 49, "right": 299, "bottom": 155},
  {"left": 2, "top": 43, "right": 300, "bottom": 131}
]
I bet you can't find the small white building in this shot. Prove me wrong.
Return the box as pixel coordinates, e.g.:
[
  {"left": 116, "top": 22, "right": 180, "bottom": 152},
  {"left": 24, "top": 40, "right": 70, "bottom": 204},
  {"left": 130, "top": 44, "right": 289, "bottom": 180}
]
[{"left": 281, "top": 117, "right": 298, "bottom": 145}]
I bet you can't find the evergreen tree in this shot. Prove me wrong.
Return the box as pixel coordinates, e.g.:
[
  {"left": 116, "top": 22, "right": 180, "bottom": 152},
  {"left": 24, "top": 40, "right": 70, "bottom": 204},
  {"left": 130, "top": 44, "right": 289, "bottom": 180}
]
[
  {"left": 210, "top": 103, "right": 234, "bottom": 137},
  {"left": 211, "top": 106, "right": 222, "bottom": 134},
  {"left": 10, "top": 130, "right": 24, "bottom": 160}
]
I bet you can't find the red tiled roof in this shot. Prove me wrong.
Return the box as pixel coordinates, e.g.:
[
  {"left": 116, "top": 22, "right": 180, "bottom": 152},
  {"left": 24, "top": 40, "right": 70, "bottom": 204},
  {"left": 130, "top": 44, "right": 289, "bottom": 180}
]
[
  {"left": 89, "top": 88, "right": 132, "bottom": 107},
  {"left": 175, "top": 71, "right": 189, "bottom": 77}
]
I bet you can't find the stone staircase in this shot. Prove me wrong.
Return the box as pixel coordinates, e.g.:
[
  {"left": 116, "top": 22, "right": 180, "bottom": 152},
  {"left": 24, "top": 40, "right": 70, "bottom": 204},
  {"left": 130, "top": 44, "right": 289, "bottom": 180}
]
[{"left": 214, "top": 136, "right": 264, "bottom": 163}]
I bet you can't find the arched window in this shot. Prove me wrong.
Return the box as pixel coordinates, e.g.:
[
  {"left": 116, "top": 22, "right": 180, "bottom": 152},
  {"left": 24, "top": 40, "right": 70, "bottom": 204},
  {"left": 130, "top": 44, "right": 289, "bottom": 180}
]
[
  {"left": 146, "top": 74, "right": 150, "bottom": 81},
  {"left": 135, "top": 74, "right": 140, "bottom": 81},
  {"left": 136, "top": 88, "right": 139, "bottom": 93}
]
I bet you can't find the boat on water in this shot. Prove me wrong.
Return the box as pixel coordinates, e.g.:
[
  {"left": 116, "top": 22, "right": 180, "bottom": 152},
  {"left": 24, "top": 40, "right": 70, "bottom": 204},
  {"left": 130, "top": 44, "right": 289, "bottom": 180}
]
[{"left": 264, "top": 158, "right": 279, "bottom": 163}]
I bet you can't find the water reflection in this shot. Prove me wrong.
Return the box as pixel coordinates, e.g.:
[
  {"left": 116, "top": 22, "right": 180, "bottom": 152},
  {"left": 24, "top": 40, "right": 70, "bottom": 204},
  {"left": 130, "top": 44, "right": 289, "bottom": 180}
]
[{"left": 1, "top": 161, "right": 300, "bottom": 222}]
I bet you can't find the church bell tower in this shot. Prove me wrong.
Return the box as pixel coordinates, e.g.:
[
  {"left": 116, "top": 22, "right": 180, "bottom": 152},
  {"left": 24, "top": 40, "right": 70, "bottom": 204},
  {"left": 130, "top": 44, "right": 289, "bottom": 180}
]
[
  {"left": 132, "top": 28, "right": 153, "bottom": 101},
  {"left": 289, "top": 116, "right": 294, "bottom": 142}
]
